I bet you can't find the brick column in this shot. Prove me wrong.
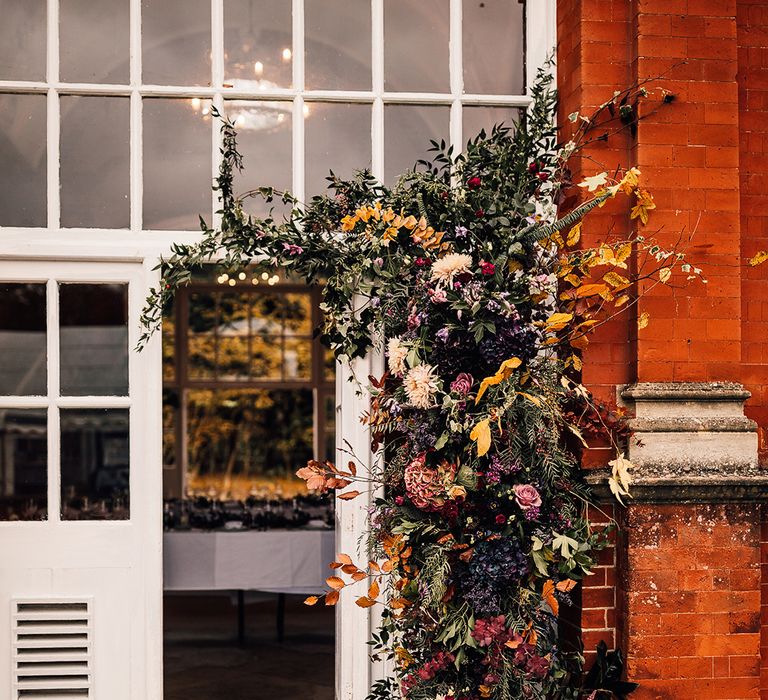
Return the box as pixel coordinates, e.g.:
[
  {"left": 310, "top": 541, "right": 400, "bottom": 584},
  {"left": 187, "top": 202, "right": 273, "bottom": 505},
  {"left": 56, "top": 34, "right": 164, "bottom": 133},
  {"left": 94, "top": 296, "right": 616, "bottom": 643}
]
[{"left": 556, "top": 1, "right": 768, "bottom": 696}]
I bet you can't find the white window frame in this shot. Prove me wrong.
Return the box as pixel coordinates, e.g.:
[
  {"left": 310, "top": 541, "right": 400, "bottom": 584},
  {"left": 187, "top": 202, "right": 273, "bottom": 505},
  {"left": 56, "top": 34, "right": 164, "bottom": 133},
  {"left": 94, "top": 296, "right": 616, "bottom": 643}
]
[{"left": 0, "top": 1, "right": 556, "bottom": 698}]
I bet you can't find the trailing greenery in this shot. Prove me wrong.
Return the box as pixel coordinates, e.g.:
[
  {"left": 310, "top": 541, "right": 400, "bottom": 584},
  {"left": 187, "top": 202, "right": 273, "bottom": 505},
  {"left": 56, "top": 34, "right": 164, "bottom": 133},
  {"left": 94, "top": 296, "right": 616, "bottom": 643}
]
[{"left": 140, "top": 64, "right": 700, "bottom": 699}]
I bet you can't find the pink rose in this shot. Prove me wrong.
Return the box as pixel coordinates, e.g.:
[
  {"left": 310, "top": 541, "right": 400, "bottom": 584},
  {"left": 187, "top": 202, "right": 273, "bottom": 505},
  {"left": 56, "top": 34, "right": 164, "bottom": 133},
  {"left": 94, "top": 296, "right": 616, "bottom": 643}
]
[
  {"left": 450, "top": 372, "right": 474, "bottom": 395},
  {"left": 513, "top": 484, "right": 541, "bottom": 510}
]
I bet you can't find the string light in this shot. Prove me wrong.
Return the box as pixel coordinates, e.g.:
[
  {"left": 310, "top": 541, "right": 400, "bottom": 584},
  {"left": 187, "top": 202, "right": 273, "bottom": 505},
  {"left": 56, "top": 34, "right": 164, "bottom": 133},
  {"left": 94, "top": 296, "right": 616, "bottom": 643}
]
[
  {"left": 253, "top": 61, "right": 263, "bottom": 76},
  {"left": 261, "top": 272, "right": 269, "bottom": 280},
  {"left": 228, "top": 279, "right": 236, "bottom": 287},
  {"left": 282, "top": 48, "right": 292, "bottom": 62},
  {"left": 238, "top": 272, "right": 246, "bottom": 280}
]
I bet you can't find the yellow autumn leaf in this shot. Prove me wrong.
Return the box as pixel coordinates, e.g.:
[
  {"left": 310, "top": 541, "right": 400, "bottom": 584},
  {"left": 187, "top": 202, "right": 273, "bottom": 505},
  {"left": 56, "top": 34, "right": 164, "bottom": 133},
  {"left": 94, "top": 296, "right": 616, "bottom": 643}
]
[
  {"left": 566, "top": 222, "right": 582, "bottom": 247},
  {"left": 570, "top": 354, "right": 583, "bottom": 371},
  {"left": 749, "top": 251, "right": 768, "bottom": 267},
  {"left": 603, "top": 271, "right": 630, "bottom": 288},
  {"left": 637, "top": 312, "right": 650, "bottom": 330},
  {"left": 658, "top": 267, "right": 672, "bottom": 284},
  {"left": 355, "top": 596, "right": 377, "bottom": 608},
  {"left": 615, "top": 294, "right": 630, "bottom": 307},
  {"left": 614, "top": 242, "right": 633, "bottom": 264},
  {"left": 475, "top": 357, "right": 522, "bottom": 403},
  {"left": 545, "top": 312, "right": 573, "bottom": 331},
  {"left": 575, "top": 283, "right": 609, "bottom": 298},
  {"left": 630, "top": 189, "right": 656, "bottom": 225},
  {"left": 470, "top": 419, "right": 492, "bottom": 457},
  {"left": 516, "top": 391, "right": 542, "bottom": 406}
]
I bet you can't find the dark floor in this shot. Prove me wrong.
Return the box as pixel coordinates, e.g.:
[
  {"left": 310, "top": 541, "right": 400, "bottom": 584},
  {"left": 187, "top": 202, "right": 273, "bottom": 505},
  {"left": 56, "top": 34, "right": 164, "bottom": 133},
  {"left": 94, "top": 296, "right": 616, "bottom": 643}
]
[{"left": 164, "top": 593, "right": 335, "bottom": 700}]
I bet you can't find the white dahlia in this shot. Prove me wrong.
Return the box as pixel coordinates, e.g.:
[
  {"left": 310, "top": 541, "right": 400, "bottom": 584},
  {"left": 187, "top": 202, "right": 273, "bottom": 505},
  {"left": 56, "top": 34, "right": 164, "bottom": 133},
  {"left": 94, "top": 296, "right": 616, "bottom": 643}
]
[
  {"left": 430, "top": 253, "right": 473, "bottom": 286},
  {"left": 403, "top": 364, "right": 439, "bottom": 409},
  {"left": 387, "top": 336, "right": 408, "bottom": 377}
]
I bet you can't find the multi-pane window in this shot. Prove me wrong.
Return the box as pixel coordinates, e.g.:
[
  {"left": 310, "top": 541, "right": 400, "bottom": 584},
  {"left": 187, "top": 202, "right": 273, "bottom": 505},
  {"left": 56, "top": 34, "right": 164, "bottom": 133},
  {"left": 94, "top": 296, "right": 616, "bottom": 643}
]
[
  {"left": 162, "top": 271, "right": 334, "bottom": 499},
  {"left": 0, "top": 0, "right": 529, "bottom": 233},
  {"left": 0, "top": 270, "right": 133, "bottom": 522}
]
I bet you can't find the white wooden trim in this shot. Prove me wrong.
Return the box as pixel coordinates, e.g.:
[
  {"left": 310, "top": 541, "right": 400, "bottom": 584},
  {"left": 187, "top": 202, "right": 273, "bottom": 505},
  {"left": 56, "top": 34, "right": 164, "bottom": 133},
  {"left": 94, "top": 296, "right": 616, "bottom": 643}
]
[{"left": 526, "top": 0, "right": 558, "bottom": 93}]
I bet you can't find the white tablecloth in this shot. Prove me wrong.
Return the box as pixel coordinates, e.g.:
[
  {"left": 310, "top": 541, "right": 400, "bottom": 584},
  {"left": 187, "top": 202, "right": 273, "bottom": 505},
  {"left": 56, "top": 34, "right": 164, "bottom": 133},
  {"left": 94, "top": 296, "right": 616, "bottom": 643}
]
[{"left": 163, "top": 529, "right": 336, "bottom": 595}]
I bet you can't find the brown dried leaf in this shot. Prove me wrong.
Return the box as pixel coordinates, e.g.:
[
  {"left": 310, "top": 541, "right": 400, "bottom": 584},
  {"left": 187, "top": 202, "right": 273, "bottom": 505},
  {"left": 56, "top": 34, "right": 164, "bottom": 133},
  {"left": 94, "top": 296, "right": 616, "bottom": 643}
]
[
  {"left": 304, "top": 596, "right": 320, "bottom": 606},
  {"left": 326, "top": 576, "right": 345, "bottom": 590},
  {"left": 325, "top": 590, "right": 339, "bottom": 606}
]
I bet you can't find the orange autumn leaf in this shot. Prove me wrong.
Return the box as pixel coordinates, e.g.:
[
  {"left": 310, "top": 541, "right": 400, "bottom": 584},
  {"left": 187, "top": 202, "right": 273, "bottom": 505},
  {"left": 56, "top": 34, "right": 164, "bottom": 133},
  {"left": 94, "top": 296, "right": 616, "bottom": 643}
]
[
  {"left": 337, "top": 490, "right": 361, "bottom": 500},
  {"left": 543, "top": 580, "right": 559, "bottom": 616},
  {"left": 368, "top": 560, "right": 381, "bottom": 574},
  {"left": 341, "top": 564, "right": 359, "bottom": 575},
  {"left": 325, "top": 590, "right": 340, "bottom": 606},
  {"left": 351, "top": 571, "right": 368, "bottom": 582},
  {"left": 574, "top": 283, "right": 609, "bottom": 298},
  {"left": 368, "top": 580, "right": 380, "bottom": 599},
  {"left": 326, "top": 576, "right": 345, "bottom": 590},
  {"left": 336, "top": 553, "right": 353, "bottom": 565},
  {"left": 556, "top": 579, "right": 578, "bottom": 592},
  {"left": 355, "top": 596, "right": 376, "bottom": 608},
  {"left": 304, "top": 596, "right": 320, "bottom": 606}
]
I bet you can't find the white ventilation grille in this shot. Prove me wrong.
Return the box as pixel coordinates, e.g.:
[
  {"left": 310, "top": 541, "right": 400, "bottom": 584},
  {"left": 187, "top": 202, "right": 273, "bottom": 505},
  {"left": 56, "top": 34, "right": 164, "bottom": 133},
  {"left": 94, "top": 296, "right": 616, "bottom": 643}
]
[{"left": 11, "top": 600, "right": 92, "bottom": 699}]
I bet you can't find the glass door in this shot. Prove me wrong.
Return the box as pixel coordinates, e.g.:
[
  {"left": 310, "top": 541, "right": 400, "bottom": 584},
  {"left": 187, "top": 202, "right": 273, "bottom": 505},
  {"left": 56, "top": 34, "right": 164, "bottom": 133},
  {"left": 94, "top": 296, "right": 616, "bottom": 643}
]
[{"left": 0, "top": 259, "right": 162, "bottom": 700}]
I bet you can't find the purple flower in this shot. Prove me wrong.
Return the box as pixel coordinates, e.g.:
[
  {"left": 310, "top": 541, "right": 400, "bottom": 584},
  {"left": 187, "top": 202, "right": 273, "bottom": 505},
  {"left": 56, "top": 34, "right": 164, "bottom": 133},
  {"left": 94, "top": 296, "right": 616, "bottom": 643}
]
[
  {"left": 454, "top": 225, "right": 468, "bottom": 238},
  {"left": 436, "top": 327, "right": 450, "bottom": 342},
  {"left": 450, "top": 372, "right": 474, "bottom": 395},
  {"left": 513, "top": 484, "right": 542, "bottom": 510},
  {"left": 282, "top": 242, "right": 303, "bottom": 255},
  {"left": 373, "top": 257, "right": 384, "bottom": 268}
]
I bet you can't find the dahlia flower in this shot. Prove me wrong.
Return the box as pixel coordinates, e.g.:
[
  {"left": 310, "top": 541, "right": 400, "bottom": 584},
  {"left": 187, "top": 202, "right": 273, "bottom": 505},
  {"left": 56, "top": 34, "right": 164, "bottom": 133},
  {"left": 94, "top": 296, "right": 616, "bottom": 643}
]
[
  {"left": 404, "top": 364, "right": 439, "bottom": 408},
  {"left": 387, "top": 336, "right": 408, "bottom": 377},
  {"left": 430, "top": 253, "right": 473, "bottom": 286}
]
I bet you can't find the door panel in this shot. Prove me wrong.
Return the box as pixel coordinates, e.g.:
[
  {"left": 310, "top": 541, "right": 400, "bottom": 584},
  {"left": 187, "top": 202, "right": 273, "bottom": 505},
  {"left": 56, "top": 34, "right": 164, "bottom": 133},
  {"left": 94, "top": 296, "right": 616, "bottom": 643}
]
[{"left": 0, "top": 260, "right": 161, "bottom": 700}]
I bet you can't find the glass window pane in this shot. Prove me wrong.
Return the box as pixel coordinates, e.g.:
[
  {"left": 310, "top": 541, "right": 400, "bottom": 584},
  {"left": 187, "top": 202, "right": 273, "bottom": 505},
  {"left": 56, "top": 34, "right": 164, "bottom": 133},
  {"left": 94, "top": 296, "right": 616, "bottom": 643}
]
[
  {"left": 305, "top": 102, "right": 371, "bottom": 197},
  {"left": 187, "top": 291, "right": 217, "bottom": 380},
  {"left": 305, "top": 0, "right": 371, "bottom": 90},
  {"left": 60, "top": 96, "right": 130, "bottom": 228},
  {"left": 384, "top": 0, "right": 448, "bottom": 92},
  {"left": 283, "top": 338, "right": 311, "bottom": 380},
  {"left": 0, "top": 94, "right": 46, "bottom": 227},
  {"left": 60, "top": 0, "right": 129, "bottom": 84},
  {"left": 224, "top": 0, "right": 292, "bottom": 89},
  {"left": 250, "top": 335, "right": 282, "bottom": 380},
  {"left": 60, "top": 284, "right": 129, "bottom": 396},
  {"left": 0, "top": 409, "right": 47, "bottom": 521},
  {"left": 384, "top": 105, "right": 449, "bottom": 185},
  {"left": 224, "top": 100, "right": 292, "bottom": 218},
  {"left": 61, "top": 409, "right": 130, "bottom": 520},
  {"left": 163, "top": 299, "right": 176, "bottom": 383},
  {"left": 463, "top": 0, "right": 524, "bottom": 95},
  {"left": 142, "top": 0, "right": 211, "bottom": 85},
  {"left": 0, "top": 284, "right": 46, "bottom": 396},
  {"left": 186, "top": 389, "right": 313, "bottom": 498},
  {"left": 0, "top": 2, "right": 46, "bottom": 81},
  {"left": 281, "top": 293, "right": 313, "bottom": 335},
  {"left": 143, "top": 98, "right": 212, "bottom": 230},
  {"left": 217, "top": 292, "right": 250, "bottom": 380},
  {"left": 324, "top": 393, "right": 335, "bottom": 462},
  {"left": 463, "top": 106, "right": 520, "bottom": 144}
]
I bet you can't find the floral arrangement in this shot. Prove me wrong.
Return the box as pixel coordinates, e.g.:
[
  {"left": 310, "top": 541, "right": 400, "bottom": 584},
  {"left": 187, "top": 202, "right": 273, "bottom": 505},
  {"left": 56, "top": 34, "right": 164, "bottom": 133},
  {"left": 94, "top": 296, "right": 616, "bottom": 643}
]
[{"left": 140, "top": 66, "right": 700, "bottom": 699}]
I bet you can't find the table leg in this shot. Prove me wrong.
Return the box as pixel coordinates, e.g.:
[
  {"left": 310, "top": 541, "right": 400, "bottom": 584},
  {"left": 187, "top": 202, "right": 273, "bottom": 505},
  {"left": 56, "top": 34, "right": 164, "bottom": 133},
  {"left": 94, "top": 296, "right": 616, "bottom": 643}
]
[
  {"left": 276, "top": 593, "right": 286, "bottom": 642},
  {"left": 237, "top": 590, "right": 245, "bottom": 646}
]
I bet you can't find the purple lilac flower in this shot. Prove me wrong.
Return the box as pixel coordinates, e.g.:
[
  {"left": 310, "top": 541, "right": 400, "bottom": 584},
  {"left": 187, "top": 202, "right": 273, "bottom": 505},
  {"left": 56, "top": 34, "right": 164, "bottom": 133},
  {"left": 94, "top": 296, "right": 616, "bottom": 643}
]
[
  {"left": 485, "top": 455, "right": 522, "bottom": 485},
  {"left": 436, "top": 327, "right": 450, "bottom": 342},
  {"left": 455, "top": 225, "right": 468, "bottom": 238}
]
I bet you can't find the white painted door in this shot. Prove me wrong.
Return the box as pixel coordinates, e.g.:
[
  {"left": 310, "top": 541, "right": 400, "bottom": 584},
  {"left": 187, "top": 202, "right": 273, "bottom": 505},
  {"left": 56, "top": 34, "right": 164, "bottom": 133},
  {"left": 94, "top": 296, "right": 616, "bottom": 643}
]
[{"left": 0, "top": 259, "right": 162, "bottom": 700}]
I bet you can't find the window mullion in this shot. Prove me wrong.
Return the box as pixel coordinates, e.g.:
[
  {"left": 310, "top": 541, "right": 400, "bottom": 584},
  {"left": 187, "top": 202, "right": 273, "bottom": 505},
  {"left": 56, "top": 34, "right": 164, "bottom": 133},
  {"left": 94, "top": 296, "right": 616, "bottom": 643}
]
[
  {"left": 292, "top": 0, "right": 305, "bottom": 205},
  {"left": 211, "top": 0, "right": 225, "bottom": 230},
  {"left": 371, "top": 0, "right": 384, "bottom": 182},
  {"left": 46, "top": 278, "right": 61, "bottom": 523},
  {"left": 46, "top": 0, "right": 60, "bottom": 230},
  {"left": 449, "top": 0, "right": 463, "bottom": 165},
  {"left": 129, "top": 0, "right": 142, "bottom": 232}
]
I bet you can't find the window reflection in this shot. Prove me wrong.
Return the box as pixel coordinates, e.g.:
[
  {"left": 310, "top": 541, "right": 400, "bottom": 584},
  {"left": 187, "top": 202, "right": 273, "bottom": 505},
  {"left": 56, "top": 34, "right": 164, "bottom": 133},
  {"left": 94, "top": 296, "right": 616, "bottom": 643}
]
[
  {"left": 0, "top": 1, "right": 46, "bottom": 81},
  {"left": 0, "top": 409, "right": 47, "bottom": 521},
  {"left": 463, "top": 0, "right": 525, "bottom": 95},
  {"left": 305, "top": 103, "right": 371, "bottom": 197},
  {"left": 463, "top": 106, "right": 520, "bottom": 144},
  {"left": 60, "top": 284, "right": 128, "bottom": 396},
  {"left": 61, "top": 409, "right": 130, "bottom": 520},
  {"left": 384, "top": 104, "right": 449, "bottom": 185},
  {"left": 0, "top": 94, "right": 46, "bottom": 227},
  {"left": 224, "top": 0, "right": 292, "bottom": 89},
  {"left": 186, "top": 389, "right": 314, "bottom": 498},
  {"left": 143, "top": 98, "right": 213, "bottom": 230},
  {"left": 60, "top": 0, "right": 130, "bottom": 84},
  {"left": 142, "top": 0, "right": 211, "bottom": 85},
  {"left": 305, "top": 0, "right": 371, "bottom": 90},
  {"left": 0, "top": 283, "right": 47, "bottom": 396},
  {"left": 60, "top": 96, "right": 130, "bottom": 228},
  {"left": 384, "top": 0, "right": 449, "bottom": 92}
]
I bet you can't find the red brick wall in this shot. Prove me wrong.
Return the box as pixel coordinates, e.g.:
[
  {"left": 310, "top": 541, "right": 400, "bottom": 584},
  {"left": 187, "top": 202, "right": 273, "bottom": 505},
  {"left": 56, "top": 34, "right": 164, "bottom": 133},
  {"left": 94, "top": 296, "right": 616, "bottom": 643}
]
[{"left": 556, "top": 0, "right": 768, "bottom": 696}]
